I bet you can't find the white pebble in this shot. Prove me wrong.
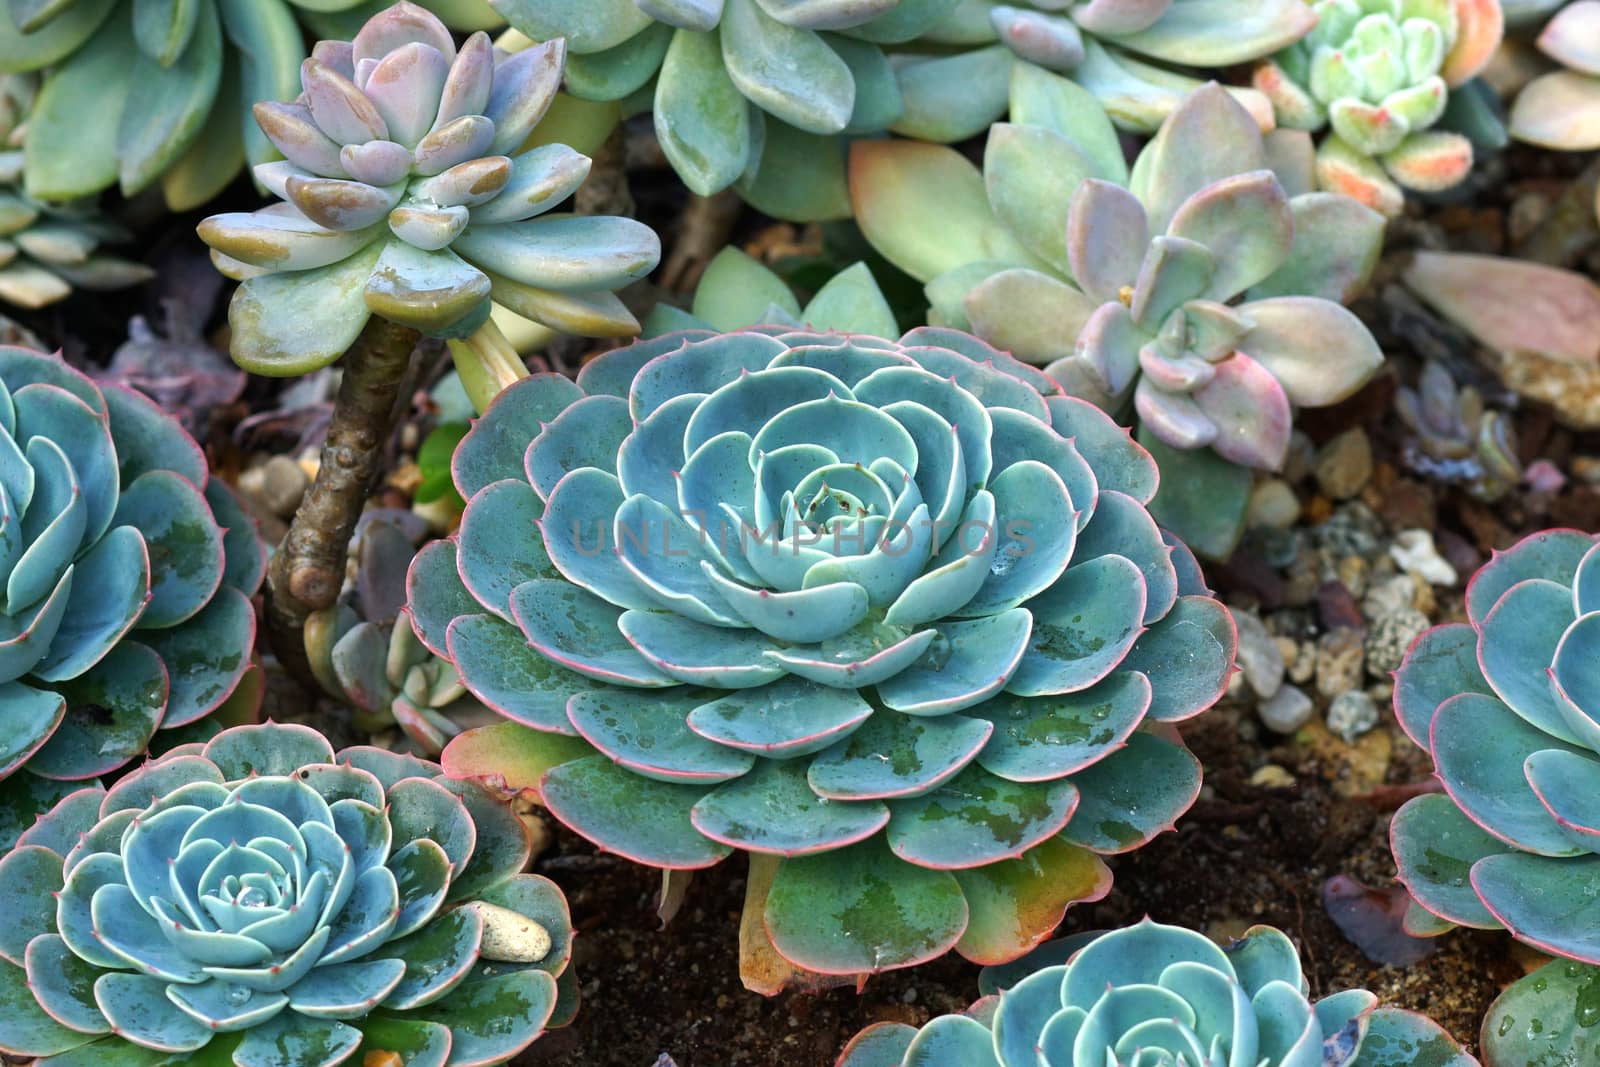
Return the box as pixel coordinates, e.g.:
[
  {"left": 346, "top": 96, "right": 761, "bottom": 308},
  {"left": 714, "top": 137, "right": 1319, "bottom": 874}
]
[
  {"left": 465, "top": 901, "right": 552, "bottom": 963},
  {"left": 1389, "top": 529, "right": 1457, "bottom": 587}
]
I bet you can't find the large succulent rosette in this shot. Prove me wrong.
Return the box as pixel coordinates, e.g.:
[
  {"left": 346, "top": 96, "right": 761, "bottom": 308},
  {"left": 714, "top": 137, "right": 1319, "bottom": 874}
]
[
  {"left": 851, "top": 79, "right": 1386, "bottom": 558},
  {"left": 197, "top": 2, "right": 660, "bottom": 375},
  {"left": 0, "top": 346, "right": 264, "bottom": 800},
  {"left": 1252, "top": 0, "right": 1502, "bottom": 215},
  {"left": 1392, "top": 529, "right": 1600, "bottom": 966},
  {"left": 0, "top": 722, "right": 575, "bottom": 1067},
  {"left": 837, "top": 919, "right": 1476, "bottom": 1067},
  {"left": 419, "top": 325, "right": 1236, "bottom": 981}
]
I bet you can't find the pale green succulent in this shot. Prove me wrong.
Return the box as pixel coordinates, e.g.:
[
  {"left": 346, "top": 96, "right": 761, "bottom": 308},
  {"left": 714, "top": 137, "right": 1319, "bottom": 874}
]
[
  {"left": 0, "top": 75, "right": 152, "bottom": 309},
  {"left": 1252, "top": 0, "right": 1503, "bottom": 214},
  {"left": 197, "top": 2, "right": 660, "bottom": 376}
]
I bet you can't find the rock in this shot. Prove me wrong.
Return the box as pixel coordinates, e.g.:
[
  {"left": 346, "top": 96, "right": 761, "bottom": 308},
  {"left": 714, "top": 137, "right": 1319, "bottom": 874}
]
[
  {"left": 1362, "top": 574, "right": 1417, "bottom": 621},
  {"left": 1286, "top": 639, "right": 1317, "bottom": 684},
  {"left": 1247, "top": 478, "right": 1301, "bottom": 529},
  {"left": 260, "top": 455, "right": 310, "bottom": 518},
  {"left": 1315, "top": 629, "right": 1366, "bottom": 700},
  {"left": 1335, "top": 554, "right": 1369, "bottom": 598},
  {"left": 1282, "top": 431, "right": 1316, "bottom": 484},
  {"left": 1327, "top": 690, "right": 1380, "bottom": 742},
  {"left": 1389, "top": 528, "right": 1458, "bottom": 586},
  {"left": 1366, "top": 606, "right": 1431, "bottom": 676},
  {"left": 1316, "top": 581, "right": 1366, "bottom": 632},
  {"left": 1249, "top": 764, "right": 1296, "bottom": 789},
  {"left": 1378, "top": 477, "right": 1437, "bottom": 532},
  {"left": 1315, "top": 502, "right": 1384, "bottom": 559},
  {"left": 1233, "top": 609, "right": 1285, "bottom": 700},
  {"left": 468, "top": 901, "right": 552, "bottom": 963},
  {"left": 1259, "top": 684, "right": 1314, "bottom": 734},
  {"left": 1314, "top": 429, "right": 1374, "bottom": 500}
]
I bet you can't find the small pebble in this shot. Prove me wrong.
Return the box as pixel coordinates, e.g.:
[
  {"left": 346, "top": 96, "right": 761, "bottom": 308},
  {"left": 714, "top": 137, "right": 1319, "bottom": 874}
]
[
  {"left": 1287, "top": 640, "right": 1317, "bottom": 685},
  {"left": 1361, "top": 574, "right": 1416, "bottom": 622},
  {"left": 259, "top": 455, "right": 310, "bottom": 518},
  {"left": 1314, "top": 428, "right": 1373, "bottom": 500},
  {"left": 1335, "top": 554, "right": 1369, "bottom": 598},
  {"left": 1258, "top": 684, "right": 1314, "bottom": 734},
  {"left": 1233, "top": 609, "right": 1285, "bottom": 700},
  {"left": 1327, "top": 690, "right": 1380, "bottom": 743},
  {"left": 1365, "top": 606, "right": 1431, "bottom": 677},
  {"left": 1247, "top": 479, "right": 1300, "bottom": 529},
  {"left": 1248, "top": 764, "right": 1296, "bottom": 789},
  {"left": 1389, "top": 529, "right": 1458, "bottom": 586},
  {"left": 1315, "top": 629, "right": 1366, "bottom": 700},
  {"left": 467, "top": 901, "right": 552, "bottom": 963}
]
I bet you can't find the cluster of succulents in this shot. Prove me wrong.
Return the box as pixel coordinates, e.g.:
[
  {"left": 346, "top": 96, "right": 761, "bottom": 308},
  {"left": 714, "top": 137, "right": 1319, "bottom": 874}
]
[
  {"left": 1395, "top": 358, "right": 1521, "bottom": 500},
  {"left": 307, "top": 516, "right": 482, "bottom": 754},
  {"left": 852, "top": 76, "right": 1386, "bottom": 558},
  {"left": 1252, "top": 0, "right": 1503, "bottom": 215},
  {"left": 0, "top": 721, "right": 576, "bottom": 1066},
  {"left": 420, "top": 323, "right": 1235, "bottom": 981},
  {"left": 0, "top": 345, "right": 264, "bottom": 796},
  {"left": 1509, "top": 0, "right": 1600, "bottom": 158},
  {"left": 838, "top": 919, "right": 1474, "bottom": 1066},
  {"left": 0, "top": 75, "right": 152, "bottom": 309},
  {"left": 197, "top": 2, "right": 660, "bottom": 375},
  {"left": 1392, "top": 529, "right": 1600, "bottom": 967}
]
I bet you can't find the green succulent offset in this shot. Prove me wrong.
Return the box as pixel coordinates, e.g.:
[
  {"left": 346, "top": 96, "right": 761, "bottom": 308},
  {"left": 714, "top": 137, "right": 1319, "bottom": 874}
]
[
  {"left": 1253, "top": 0, "right": 1503, "bottom": 215},
  {"left": 0, "top": 345, "right": 264, "bottom": 795},
  {"left": 0, "top": 721, "right": 576, "bottom": 1067},
  {"left": 851, "top": 76, "right": 1386, "bottom": 557},
  {"left": 837, "top": 919, "right": 1476, "bottom": 1067},
  {"left": 0, "top": 74, "right": 153, "bottom": 310},
  {"left": 197, "top": 1, "right": 660, "bottom": 376},
  {"left": 421, "top": 323, "right": 1236, "bottom": 982}
]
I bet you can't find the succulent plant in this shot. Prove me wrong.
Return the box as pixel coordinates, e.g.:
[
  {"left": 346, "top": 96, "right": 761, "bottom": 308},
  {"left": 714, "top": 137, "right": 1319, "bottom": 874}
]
[
  {"left": 644, "top": 246, "right": 902, "bottom": 338},
  {"left": 308, "top": 516, "right": 482, "bottom": 755},
  {"left": 0, "top": 0, "right": 507, "bottom": 213},
  {"left": 1508, "top": 1, "right": 1600, "bottom": 156},
  {"left": 420, "top": 323, "right": 1235, "bottom": 984},
  {"left": 930, "top": 0, "right": 1316, "bottom": 132},
  {"left": 1478, "top": 956, "right": 1600, "bottom": 1066},
  {"left": 851, "top": 77, "right": 1386, "bottom": 557},
  {"left": 1395, "top": 358, "right": 1521, "bottom": 501},
  {"left": 0, "top": 720, "right": 576, "bottom": 1066},
  {"left": 837, "top": 919, "right": 1476, "bottom": 1067},
  {"left": 1392, "top": 529, "right": 1600, "bottom": 967},
  {"left": 486, "top": 0, "right": 981, "bottom": 222},
  {"left": 0, "top": 75, "right": 153, "bottom": 309},
  {"left": 0, "top": 345, "right": 264, "bottom": 795},
  {"left": 1252, "top": 0, "right": 1504, "bottom": 216},
  {"left": 197, "top": 2, "right": 660, "bottom": 376}
]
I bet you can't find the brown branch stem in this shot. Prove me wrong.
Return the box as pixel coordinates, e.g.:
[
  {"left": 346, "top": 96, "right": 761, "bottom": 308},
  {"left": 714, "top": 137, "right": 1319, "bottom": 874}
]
[
  {"left": 266, "top": 316, "right": 421, "bottom": 684},
  {"left": 660, "top": 189, "right": 742, "bottom": 293}
]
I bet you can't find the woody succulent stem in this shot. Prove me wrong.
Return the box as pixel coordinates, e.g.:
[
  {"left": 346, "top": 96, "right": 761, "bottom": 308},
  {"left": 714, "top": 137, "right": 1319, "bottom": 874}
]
[{"left": 267, "top": 316, "right": 421, "bottom": 683}]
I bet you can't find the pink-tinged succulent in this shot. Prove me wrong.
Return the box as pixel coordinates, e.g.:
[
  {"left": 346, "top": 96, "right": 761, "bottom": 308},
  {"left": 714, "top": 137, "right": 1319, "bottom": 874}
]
[
  {"left": 420, "top": 325, "right": 1236, "bottom": 987},
  {"left": 197, "top": 2, "right": 660, "bottom": 376},
  {"left": 1395, "top": 359, "right": 1521, "bottom": 501},
  {"left": 850, "top": 77, "right": 1385, "bottom": 558},
  {"left": 838, "top": 920, "right": 1476, "bottom": 1067},
  {"left": 1510, "top": 1, "right": 1600, "bottom": 156},
  {"left": 1391, "top": 530, "right": 1600, "bottom": 966},
  {"left": 1253, "top": 0, "right": 1504, "bottom": 215}
]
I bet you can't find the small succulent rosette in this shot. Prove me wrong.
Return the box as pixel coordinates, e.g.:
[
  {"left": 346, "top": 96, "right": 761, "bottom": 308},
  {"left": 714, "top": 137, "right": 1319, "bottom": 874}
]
[
  {"left": 197, "top": 2, "right": 660, "bottom": 376},
  {"left": 963, "top": 0, "right": 1316, "bottom": 131},
  {"left": 418, "top": 323, "right": 1237, "bottom": 986},
  {"left": 307, "top": 516, "right": 483, "bottom": 756},
  {"left": 1395, "top": 359, "right": 1520, "bottom": 501},
  {"left": 1252, "top": 0, "right": 1503, "bottom": 215},
  {"left": 0, "top": 721, "right": 576, "bottom": 1067},
  {"left": 1509, "top": 0, "right": 1600, "bottom": 159},
  {"left": 0, "top": 74, "right": 153, "bottom": 310},
  {"left": 851, "top": 77, "right": 1386, "bottom": 558},
  {"left": 837, "top": 919, "right": 1477, "bottom": 1067},
  {"left": 0, "top": 346, "right": 264, "bottom": 804},
  {"left": 1392, "top": 529, "right": 1600, "bottom": 966}
]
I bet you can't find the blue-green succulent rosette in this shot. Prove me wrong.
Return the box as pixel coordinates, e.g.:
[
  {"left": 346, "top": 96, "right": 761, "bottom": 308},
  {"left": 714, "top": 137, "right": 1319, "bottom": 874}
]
[
  {"left": 0, "top": 721, "right": 576, "bottom": 1067},
  {"left": 418, "top": 324, "right": 1237, "bottom": 982},
  {"left": 0, "top": 345, "right": 265, "bottom": 816},
  {"left": 837, "top": 919, "right": 1476, "bottom": 1067}
]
